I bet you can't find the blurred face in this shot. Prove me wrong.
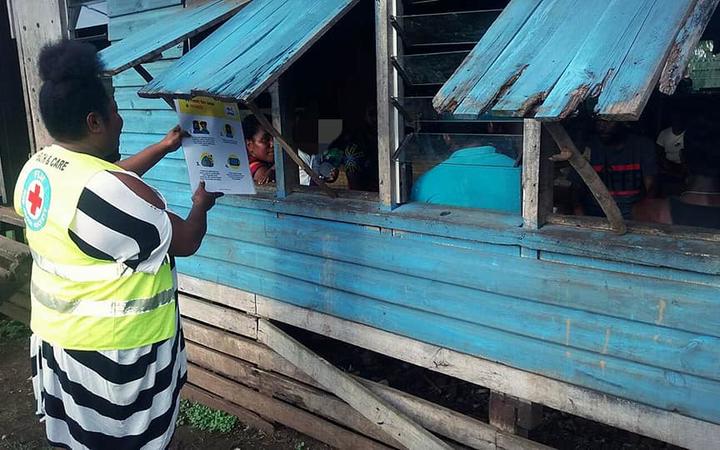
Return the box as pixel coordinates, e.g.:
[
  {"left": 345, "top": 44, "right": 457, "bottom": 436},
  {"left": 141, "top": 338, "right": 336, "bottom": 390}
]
[
  {"left": 595, "top": 121, "right": 622, "bottom": 144},
  {"left": 246, "top": 129, "right": 274, "bottom": 163}
]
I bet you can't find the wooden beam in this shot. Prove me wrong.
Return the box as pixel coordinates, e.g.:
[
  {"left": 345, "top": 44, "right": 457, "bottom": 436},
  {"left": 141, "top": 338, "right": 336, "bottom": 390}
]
[
  {"left": 246, "top": 102, "right": 337, "bottom": 198},
  {"left": 10, "top": 0, "right": 67, "bottom": 151},
  {"left": 257, "top": 319, "right": 452, "bottom": 450},
  {"left": 489, "top": 392, "right": 542, "bottom": 438},
  {"left": 256, "top": 296, "right": 720, "bottom": 450},
  {"left": 376, "top": 0, "right": 397, "bottom": 207},
  {"left": 544, "top": 122, "right": 626, "bottom": 235},
  {"left": 521, "top": 119, "right": 543, "bottom": 229}
]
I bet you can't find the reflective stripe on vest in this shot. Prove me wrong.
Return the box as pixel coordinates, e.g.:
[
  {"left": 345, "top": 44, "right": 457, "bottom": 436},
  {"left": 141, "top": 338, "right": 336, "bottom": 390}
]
[{"left": 31, "top": 282, "right": 175, "bottom": 317}]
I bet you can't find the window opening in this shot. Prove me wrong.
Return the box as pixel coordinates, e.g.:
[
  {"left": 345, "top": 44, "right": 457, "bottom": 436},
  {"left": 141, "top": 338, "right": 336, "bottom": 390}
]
[{"left": 391, "top": 0, "right": 523, "bottom": 213}]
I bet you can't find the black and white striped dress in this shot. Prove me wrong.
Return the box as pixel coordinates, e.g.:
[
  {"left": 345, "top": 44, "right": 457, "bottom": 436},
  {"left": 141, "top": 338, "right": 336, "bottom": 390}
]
[{"left": 31, "top": 170, "right": 187, "bottom": 450}]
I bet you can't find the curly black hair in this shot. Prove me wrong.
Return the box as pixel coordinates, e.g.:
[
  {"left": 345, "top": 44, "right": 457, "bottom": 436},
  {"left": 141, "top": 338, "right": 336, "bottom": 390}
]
[{"left": 38, "top": 40, "right": 110, "bottom": 141}]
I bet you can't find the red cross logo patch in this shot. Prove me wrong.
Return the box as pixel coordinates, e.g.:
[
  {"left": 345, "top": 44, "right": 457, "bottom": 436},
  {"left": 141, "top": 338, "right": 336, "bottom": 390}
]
[{"left": 21, "top": 168, "right": 52, "bottom": 231}]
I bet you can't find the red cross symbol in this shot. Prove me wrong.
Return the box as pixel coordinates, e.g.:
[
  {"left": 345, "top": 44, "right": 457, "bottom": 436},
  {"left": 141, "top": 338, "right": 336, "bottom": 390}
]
[{"left": 27, "top": 184, "right": 43, "bottom": 215}]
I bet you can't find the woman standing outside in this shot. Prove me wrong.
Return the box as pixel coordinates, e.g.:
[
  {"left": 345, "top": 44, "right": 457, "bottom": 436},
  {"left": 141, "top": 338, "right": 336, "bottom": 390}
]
[{"left": 13, "top": 40, "right": 221, "bottom": 449}]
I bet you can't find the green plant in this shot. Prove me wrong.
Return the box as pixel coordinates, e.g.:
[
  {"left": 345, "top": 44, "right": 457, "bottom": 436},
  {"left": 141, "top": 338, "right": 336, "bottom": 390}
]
[
  {"left": 176, "top": 399, "right": 237, "bottom": 433},
  {"left": 0, "top": 318, "right": 31, "bottom": 342}
]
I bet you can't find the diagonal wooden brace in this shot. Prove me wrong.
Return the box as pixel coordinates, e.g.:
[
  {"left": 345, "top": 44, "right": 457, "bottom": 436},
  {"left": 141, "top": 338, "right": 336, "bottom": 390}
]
[
  {"left": 247, "top": 102, "right": 337, "bottom": 198},
  {"left": 132, "top": 65, "right": 176, "bottom": 110},
  {"left": 257, "top": 319, "right": 452, "bottom": 450},
  {"left": 544, "top": 123, "right": 626, "bottom": 235}
]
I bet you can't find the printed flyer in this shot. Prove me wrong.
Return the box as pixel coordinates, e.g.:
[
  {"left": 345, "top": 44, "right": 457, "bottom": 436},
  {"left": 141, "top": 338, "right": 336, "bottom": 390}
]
[{"left": 176, "top": 97, "right": 255, "bottom": 195}]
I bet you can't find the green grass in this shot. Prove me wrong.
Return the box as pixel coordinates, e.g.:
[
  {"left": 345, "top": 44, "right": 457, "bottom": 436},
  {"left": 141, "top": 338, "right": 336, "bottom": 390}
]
[
  {"left": 0, "top": 318, "right": 31, "bottom": 342},
  {"left": 176, "top": 399, "right": 238, "bottom": 433}
]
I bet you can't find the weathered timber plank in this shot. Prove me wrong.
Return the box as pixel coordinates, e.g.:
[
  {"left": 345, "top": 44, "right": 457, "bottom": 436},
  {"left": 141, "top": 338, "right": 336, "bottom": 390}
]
[
  {"left": 178, "top": 274, "right": 255, "bottom": 314},
  {"left": 103, "top": 0, "right": 248, "bottom": 75},
  {"left": 453, "top": 0, "right": 571, "bottom": 117},
  {"left": 0, "top": 299, "right": 29, "bottom": 324},
  {"left": 522, "top": 119, "right": 542, "bottom": 229},
  {"left": 186, "top": 341, "right": 404, "bottom": 448},
  {"left": 181, "top": 384, "right": 274, "bottom": 434},
  {"left": 492, "top": 0, "right": 608, "bottom": 116},
  {"left": 11, "top": 0, "right": 67, "bottom": 150},
  {"left": 178, "top": 294, "right": 257, "bottom": 338},
  {"left": 153, "top": 178, "right": 720, "bottom": 275},
  {"left": 255, "top": 297, "right": 720, "bottom": 450},
  {"left": 535, "top": 0, "right": 655, "bottom": 119},
  {"left": 107, "top": 0, "right": 182, "bottom": 18},
  {"left": 596, "top": 0, "right": 696, "bottom": 119},
  {"left": 659, "top": 0, "right": 720, "bottom": 94},
  {"left": 182, "top": 319, "right": 316, "bottom": 386},
  {"left": 376, "top": 0, "right": 395, "bottom": 206},
  {"left": 433, "top": 0, "right": 543, "bottom": 113},
  {"left": 188, "top": 364, "right": 392, "bottom": 450},
  {"left": 258, "top": 319, "right": 452, "bottom": 450}
]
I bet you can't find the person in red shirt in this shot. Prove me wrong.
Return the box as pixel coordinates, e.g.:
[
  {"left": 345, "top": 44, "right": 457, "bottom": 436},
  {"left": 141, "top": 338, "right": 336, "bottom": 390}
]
[{"left": 242, "top": 115, "right": 275, "bottom": 184}]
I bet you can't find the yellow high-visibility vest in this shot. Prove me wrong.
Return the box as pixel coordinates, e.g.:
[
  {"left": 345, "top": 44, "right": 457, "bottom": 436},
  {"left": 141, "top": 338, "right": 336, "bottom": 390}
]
[{"left": 13, "top": 145, "right": 175, "bottom": 350}]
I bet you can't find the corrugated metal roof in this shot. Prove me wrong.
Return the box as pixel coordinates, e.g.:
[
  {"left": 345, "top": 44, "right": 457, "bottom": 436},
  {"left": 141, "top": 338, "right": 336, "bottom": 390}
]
[
  {"left": 98, "top": 0, "right": 249, "bottom": 76},
  {"left": 137, "top": 0, "right": 359, "bottom": 102},
  {"left": 434, "top": 0, "right": 719, "bottom": 121}
]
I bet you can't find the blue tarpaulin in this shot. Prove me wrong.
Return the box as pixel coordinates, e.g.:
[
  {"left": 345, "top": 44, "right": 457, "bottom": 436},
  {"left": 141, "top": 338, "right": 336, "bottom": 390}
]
[{"left": 138, "top": 0, "right": 359, "bottom": 102}]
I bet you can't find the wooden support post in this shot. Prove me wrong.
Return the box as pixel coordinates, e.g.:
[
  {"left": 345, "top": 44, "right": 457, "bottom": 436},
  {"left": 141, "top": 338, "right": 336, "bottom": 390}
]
[
  {"left": 246, "top": 102, "right": 337, "bottom": 198},
  {"left": 376, "top": 0, "right": 398, "bottom": 207},
  {"left": 269, "top": 80, "right": 298, "bottom": 198},
  {"left": 544, "top": 122, "right": 626, "bottom": 235},
  {"left": 521, "top": 119, "right": 553, "bottom": 229},
  {"left": 489, "top": 391, "right": 543, "bottom": 438},
  {"left": 257, "top": 319, "right": 452, "bottom": 450}
]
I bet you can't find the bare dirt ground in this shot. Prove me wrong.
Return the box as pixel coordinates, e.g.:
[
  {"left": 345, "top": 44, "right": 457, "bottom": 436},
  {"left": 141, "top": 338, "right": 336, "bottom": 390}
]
[{"left": 0, "top": 316, "right": 328, "bottom": 450}]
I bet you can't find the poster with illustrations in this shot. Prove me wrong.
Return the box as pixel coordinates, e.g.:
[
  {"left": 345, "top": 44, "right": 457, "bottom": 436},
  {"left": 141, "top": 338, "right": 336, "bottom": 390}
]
[{"left": 176, "top": 97, "right": 255, "bottom": 195}]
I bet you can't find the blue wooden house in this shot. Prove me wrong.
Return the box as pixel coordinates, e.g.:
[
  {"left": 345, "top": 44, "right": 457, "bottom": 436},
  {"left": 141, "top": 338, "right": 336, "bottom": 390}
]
[{"left": 96, "top": 0, "right": 720, "bottom": 448}]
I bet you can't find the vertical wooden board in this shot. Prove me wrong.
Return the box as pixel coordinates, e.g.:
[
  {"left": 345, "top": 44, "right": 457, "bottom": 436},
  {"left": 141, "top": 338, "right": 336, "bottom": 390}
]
[
  {"left": 522, "top": 119, "right": 542, "bottom": 229},
  {"left": 107, "top": 0, "right": 182, "bottom": 18},
  {"left": 535, "top": 0, "right": 657, "bottom": 119},
  {"left": 453, "top": 0, "right": 572, "bottom": 117},
  {"left": 375, "top": 0, "right": 394, "bottom": 206},
  {"left": 11, "top": 0, "right": 66, "bottom": 150},
  {"left": 433, "top": 0, "right": 543, "bottom": 113},
  {"left": 256, "top": 297, "right": 720, "bottom": 450},
  {"left": 596, "top": 0, "right": 695, "bottom": 119},
  {"left": 188, "top": 364, "right": 394, "bottom": 450}
]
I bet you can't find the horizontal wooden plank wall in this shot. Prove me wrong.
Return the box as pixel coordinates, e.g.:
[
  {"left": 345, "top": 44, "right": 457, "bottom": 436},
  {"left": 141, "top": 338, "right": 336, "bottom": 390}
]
[{"left": 178, "top": 275, "right": 550, "bottom": 450}]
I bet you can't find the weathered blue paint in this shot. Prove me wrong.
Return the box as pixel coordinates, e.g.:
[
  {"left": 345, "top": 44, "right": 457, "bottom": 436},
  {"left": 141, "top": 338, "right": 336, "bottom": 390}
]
[
  {"left": 138, "top": 0, "right": 360, "bottom": 101},
  {"left": 100, "top": 0, "right": 248, "bottom": 75},
  {"left": 434, "top": 0, "right": 704, "bottom": 120},
  {"left": 110, "top": 1, "right": 720, "bottom": 428}
]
